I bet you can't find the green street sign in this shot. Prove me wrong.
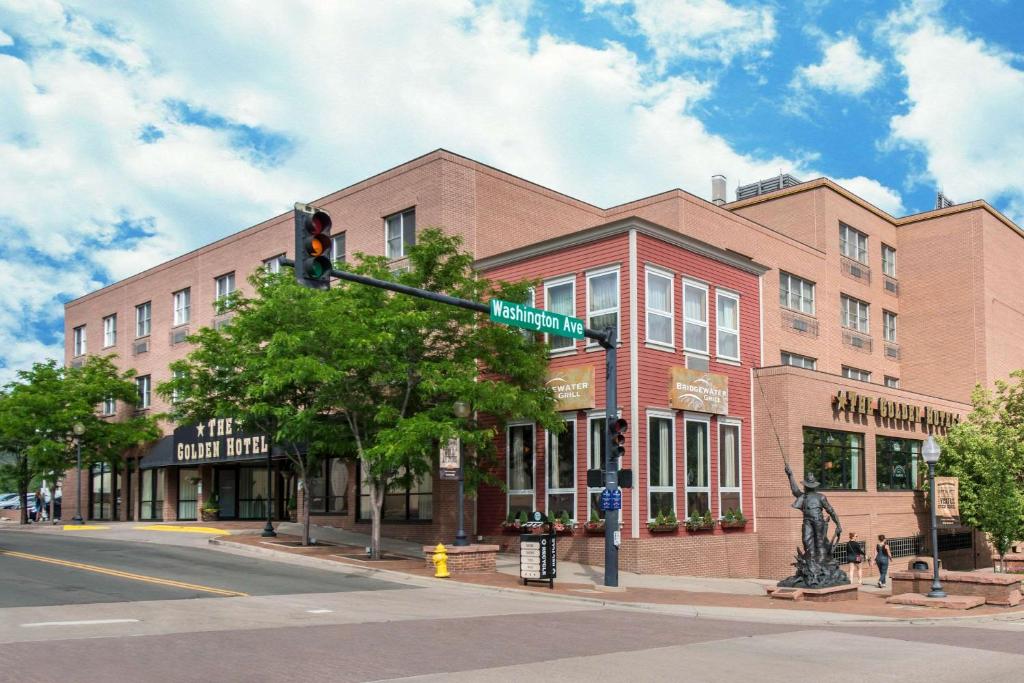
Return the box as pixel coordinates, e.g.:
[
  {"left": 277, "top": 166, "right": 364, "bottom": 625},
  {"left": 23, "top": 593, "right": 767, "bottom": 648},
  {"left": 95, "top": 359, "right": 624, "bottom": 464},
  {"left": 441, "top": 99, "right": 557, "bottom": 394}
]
[{"left": 489, "top": 299, "right": 585, "bottom": 339}]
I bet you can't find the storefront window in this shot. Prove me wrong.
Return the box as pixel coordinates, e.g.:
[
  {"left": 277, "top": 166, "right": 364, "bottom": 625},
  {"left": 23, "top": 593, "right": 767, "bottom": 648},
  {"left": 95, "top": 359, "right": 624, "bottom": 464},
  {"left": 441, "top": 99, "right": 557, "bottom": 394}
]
[
  {"left": 685, "top": 419, "right": 710, "bottom": 516},
  {"left": 357, "top": 463, "right": 432, "bottom": 521},
  {"left": 178, "top": 468, "right": 199, "bottom": 520},
  {"left": 309, "top": 458, "right": 349, "bottom": 514},
  {"left": 719, "top": 422, "right": 741, "bottom": 514},
  {"left": 90, "top": 463, "right": 115, "bottom": 520},
  {"left": 547, "top": 419, "right": 576, "bottom": 521},
  {"left": 803, "top": 427, "right": 864, "bottom": 490},
  {"left": 588, "top": 416, "right": 607, "bottom": 519},
  {"left": 876, "top": 436, "right": 922, "bottom": 491},
  {"left": 507, "top": 424, "right": 535, "bottom": 516},
  {"left": 140, "top": 469, "right": 163, "bottom": 520},
  {"left": 648, "top": 415, "right": 675, "bottom": 519},
  {"left": 238, "top": 467, "right": 269, "bottom": 519}
]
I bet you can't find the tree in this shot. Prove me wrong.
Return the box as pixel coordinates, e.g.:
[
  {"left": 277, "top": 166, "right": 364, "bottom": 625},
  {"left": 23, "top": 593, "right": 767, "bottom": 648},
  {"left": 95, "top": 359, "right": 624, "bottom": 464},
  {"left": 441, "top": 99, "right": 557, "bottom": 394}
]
[{"left": 940, "top": 370, "right": 1024, "bottom": 567}]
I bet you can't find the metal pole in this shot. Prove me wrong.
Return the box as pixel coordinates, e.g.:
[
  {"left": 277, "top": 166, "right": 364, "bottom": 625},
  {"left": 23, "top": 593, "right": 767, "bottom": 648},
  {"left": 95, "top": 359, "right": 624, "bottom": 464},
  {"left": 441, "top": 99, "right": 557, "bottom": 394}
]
[
  {"left": 73, "top": 440, "right": 84, "bottom": 524},
  {"left": 455, "top": 449, "right": 469, "bottom": 546},
  {"left": 261, "top": 450, "right": 276, "bottom": 537},
  {"left": 927, "top": 462, "right": 946, "bottom": 598},
  {"left": 602, "top": 328, "right": 618, "bottom": 588}
]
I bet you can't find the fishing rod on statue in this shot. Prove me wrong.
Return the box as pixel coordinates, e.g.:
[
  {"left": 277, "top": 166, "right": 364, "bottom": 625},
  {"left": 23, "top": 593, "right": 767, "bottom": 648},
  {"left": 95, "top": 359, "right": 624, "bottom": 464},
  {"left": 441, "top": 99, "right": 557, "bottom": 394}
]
[{"left": 755, "top": 371, "right": 791, "bottom": 469}]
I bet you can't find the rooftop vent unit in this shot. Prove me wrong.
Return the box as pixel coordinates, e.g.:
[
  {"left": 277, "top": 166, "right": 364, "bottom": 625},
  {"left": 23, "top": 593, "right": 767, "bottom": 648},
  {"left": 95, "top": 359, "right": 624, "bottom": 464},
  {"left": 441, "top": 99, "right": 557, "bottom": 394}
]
[
  {"left": 736, "top": 173, "right": 803, "bottom": 201},
  {"left": 936, "top": 192, "right": 955, "bottom": 210}
]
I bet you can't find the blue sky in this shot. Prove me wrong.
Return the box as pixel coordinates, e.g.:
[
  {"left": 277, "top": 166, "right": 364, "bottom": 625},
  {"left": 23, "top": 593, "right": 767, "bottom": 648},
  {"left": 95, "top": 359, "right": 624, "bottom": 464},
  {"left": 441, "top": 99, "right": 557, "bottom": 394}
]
[{"left": 1, "top": 0, "right": 1023, "bottom": 381}]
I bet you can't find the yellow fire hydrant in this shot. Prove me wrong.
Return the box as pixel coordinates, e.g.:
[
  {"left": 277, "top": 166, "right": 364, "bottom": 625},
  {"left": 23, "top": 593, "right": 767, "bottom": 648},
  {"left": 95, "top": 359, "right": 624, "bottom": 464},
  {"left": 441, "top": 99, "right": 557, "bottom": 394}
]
[{"left": 432, "top": 543, "right": 450, "bottom": 578}]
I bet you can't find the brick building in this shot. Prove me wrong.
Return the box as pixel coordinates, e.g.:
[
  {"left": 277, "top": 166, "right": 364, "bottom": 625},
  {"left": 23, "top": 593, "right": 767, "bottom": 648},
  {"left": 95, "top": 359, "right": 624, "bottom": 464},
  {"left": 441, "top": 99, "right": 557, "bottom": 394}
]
[{"left": 62, "top": 150, "right": 1022, "bottom": 578}]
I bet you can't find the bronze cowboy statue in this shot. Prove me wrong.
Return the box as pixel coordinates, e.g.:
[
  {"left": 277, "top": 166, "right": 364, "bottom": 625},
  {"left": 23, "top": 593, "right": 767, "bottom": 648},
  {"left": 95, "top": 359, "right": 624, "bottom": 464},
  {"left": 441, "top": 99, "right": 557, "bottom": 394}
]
[{"left": 779, "top": 463, "right": 849, "bottom": 588}]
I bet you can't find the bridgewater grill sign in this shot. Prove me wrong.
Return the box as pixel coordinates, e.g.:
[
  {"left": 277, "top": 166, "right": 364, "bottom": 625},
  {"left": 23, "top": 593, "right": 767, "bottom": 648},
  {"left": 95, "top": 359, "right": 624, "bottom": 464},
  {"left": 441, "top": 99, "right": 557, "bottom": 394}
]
[
  {"left": 545, "top": 366, "right": 595, "bottom": 412},
  {"left": 174, "top": 417, "right": 270, "bottom": 464},
  {"left": 669, "top": 367, "right": 729, "bottom": 415}
]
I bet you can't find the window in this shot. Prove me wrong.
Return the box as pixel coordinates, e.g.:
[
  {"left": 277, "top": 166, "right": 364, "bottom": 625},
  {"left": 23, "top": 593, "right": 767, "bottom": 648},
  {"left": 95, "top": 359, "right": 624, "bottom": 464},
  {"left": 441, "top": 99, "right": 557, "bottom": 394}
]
[
  {"left": 883, "top": 310, "right": 897, "bottom": 343},
  {"left": 102, "top": 397, "right": 116, "bottom": 416},
  {"left": 803, "top": 427, "right": 864, "bottom": 490},
  {"left": 331, "top": 233, "right": 346, "bottom": 265},
  {"left": 586, "top": 269, "right": 619, "bottom": 344},
  {"left": 587, "top": 415, "right": 608, "bottom": 519},
  {"left": 683, "top": 281, "right": 709, "bottom": 354},
  {"left": 781, "top": 351, "right": 816, "bottom": 369},
  {"left": 719, "top": 422, "right": 742, "bottom": 515},
  {"left": 545, "top": 277, "right": 576, "bottom": 352},
  {"left": 136, "top": 375, "right": 151, "bottom": 409},
  {"left": 309, "top": 458, "right": 349, "bottom": 514},
  {"left": 884, "top": 376, "right": 900, "bottom": 389},
  {"left": 90, "top": 462, "right": 117, "bottom": 520},
  {"left": 685, "top": 418, "right": 710, "bottom": 516},
  {"left": 385, "top": 208, "right": 416, "bottom": 260},
  {"left": 716, "top": 291, "right": 740, "bottom": 360},
  {"left": 103, "top": 314, "right": 116, "bottom": 348},
  {"left": 263, "top": 254, "right": 285, "bottom": 274},
  {"left": 139, "top": 469, "right": 163, "bottom": 521},
  {"left": 842, "top": 366, "right": 871, "bottom": 382},
  {"left": 645, "top": 268, "right": 673, "bottom": 346},
  {"left": 215, "top": 273, "right": 235, "bottom": 301},
  {"left": 882, "top": 244, "right": 897, "bottom": 277},
  {"left": 170, "top": 368, "right": 184, "bottom": 404},
  {"left": 173, "top": 288, "right": 191, "bottom": 326},
  {"left": 507, "top": 423, "right": 535, "bottom": 517},
  {"left": 648, "top": 414, "right": 675, "bottom": 519},
  {"left": 72, "top": 325, "right": 87, "bottom": 357},
  {"left": 840, "top": 295, "right": 869, "bottom": 333},
  {"left": 547, "top": 419, "right": 576, "bottom": 520},
  {"left": 839, "top": 222, "right": 868, "bottom": 263},
  {"left": 779, "top": 272, "right": 815, "bottom": 315},
  {"left": 876, "top": 436, "right": 922, "bottom": 491},
  {"left": 136, "top": 302, "right": 151, "bottom": 338},
  {"left": 357, "top": 464, "right": 432, "bottom": 521}
]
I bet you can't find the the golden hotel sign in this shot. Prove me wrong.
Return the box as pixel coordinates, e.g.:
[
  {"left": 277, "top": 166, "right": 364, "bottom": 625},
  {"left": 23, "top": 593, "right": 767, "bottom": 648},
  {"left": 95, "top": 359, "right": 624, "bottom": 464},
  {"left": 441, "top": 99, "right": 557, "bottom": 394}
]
[
  {"left": 669, "top": 367, "right": 729, "bottom": 415},
  {"left": 546, "top": 366, "right": 595, "bottom": 411},
  {"left": 832, "top": 390, "right": 961, "bottom": 430},
  {"left": 173, "top": 417, "right": 270, "bottom": 463}
]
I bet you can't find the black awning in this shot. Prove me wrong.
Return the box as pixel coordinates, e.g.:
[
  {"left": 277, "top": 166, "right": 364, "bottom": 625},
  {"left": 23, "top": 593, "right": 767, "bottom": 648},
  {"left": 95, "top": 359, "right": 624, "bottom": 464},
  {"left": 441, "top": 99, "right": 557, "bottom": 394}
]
[
  {"left": 139, "top": 435, "right": 174, "bottom": 470},
  {"left": 138, "top": 434, "right": 288, "bottom": 469}
]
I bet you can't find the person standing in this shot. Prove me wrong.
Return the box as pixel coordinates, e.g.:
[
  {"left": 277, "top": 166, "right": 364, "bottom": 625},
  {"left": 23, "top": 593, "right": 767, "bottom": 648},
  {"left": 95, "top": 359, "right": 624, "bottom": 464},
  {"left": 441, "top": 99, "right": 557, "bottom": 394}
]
[
  {"left": 875, "top": 534, "right": 892, "bottom": 588},
  {"left": 846, "top": 532, "right": 864, "bottom": 585}
]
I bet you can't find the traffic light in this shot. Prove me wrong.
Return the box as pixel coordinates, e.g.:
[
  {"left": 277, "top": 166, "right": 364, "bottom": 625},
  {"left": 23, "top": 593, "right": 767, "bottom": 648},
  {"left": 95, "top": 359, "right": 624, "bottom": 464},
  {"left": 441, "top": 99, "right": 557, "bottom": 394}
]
[
  {"left": 293, "top": 203, "right": 333, "bottom": 289},
  {"left": 608, "top": 418, "right": 628, "bottom": 459}
]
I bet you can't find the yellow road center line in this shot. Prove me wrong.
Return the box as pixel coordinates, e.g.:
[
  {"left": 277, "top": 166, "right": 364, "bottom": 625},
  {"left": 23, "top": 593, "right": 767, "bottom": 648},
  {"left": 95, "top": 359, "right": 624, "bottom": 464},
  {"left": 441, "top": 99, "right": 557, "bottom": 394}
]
[{"left": 0, "top": 550, "right": 248, "bottom": 597}]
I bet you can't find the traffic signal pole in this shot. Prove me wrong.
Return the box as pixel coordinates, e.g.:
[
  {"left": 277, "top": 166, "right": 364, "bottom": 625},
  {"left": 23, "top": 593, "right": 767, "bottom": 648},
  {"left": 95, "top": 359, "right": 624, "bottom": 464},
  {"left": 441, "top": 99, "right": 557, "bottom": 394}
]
[{"left": 282, "top": 254, "right": 622, "bottom": 588}]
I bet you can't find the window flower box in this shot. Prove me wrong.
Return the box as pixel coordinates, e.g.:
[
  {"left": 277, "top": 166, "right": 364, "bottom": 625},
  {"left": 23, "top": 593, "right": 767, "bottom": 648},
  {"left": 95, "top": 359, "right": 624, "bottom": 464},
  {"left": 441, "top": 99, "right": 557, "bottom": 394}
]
[
  {"left": 720, "top": 508, "right": 747, "bottom": 530},
  {"left": 647, "top": 511, "right": 680, "bottom": 533},
  {"left": 684, "top": 511, "right": 715, "bottom": 532}
]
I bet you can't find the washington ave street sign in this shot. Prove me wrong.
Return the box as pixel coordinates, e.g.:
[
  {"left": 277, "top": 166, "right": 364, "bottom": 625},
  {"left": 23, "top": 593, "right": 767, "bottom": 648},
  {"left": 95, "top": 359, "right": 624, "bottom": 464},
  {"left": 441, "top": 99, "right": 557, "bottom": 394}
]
[{"left": 489, "top": 299, "right": 585, "bottom": 339}]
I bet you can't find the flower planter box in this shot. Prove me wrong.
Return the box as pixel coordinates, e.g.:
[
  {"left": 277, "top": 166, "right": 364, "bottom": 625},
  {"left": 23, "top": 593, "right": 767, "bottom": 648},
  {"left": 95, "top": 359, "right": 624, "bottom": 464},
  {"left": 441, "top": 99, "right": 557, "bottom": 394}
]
[
  {"left": 685, "top": 522, "right": 715, "bottom": 532},
  {"left": 720, "top": 520, "right": 747, "bottom": 530},
  {"left": 583, "top": 522, "right": 605, "bottom": 534},
  {"left": 501, "top": 523, "right": 524, "bottom": 533},
  {"left": 200, "top": 509, "right": 219, "bottom": 522},
  {"left": 552, "top": 524, "right": 575, "bottom": 536},
  {"left": 647, "top": 523, "right": 680, "bottom": 533}
]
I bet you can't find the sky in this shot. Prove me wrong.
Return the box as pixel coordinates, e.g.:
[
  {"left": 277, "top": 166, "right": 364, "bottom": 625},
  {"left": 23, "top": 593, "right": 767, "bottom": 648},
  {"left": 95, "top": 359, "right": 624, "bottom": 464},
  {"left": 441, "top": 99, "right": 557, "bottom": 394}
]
[{"left": 1, "top": 0, "right": 1023, "bottom": 383}]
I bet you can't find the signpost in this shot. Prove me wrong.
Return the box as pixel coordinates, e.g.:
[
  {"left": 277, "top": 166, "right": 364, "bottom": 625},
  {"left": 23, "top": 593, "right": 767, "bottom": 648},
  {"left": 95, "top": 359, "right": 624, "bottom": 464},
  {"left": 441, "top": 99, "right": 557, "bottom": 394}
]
[
  {"left": 520, "top": 512, "right": 557, "bottom": 589},
  {"left": 439, "top": 438, "right": 460, "bottom": 481}
]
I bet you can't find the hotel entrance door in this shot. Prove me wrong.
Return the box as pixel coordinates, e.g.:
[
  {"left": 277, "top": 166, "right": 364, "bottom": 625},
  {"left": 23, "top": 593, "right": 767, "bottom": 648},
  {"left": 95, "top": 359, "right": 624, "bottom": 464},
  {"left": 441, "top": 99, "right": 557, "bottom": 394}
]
[{"left": 218, "top": 469, "right": 237, "bottom": 519}]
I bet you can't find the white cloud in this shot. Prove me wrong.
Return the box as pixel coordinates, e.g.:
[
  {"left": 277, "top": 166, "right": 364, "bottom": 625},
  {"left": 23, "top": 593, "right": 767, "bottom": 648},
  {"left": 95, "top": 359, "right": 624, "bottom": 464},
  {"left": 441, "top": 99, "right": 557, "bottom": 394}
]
[
  {"left": 794, "top": 37, "right": 884, "bottom": 96},
  {"left": 829, "top": 175, "right": 905, "bottom": 215},
  {"left": 0, "top": 29, "right": 13, "bottom": 46},
  {"left": 884, "top": 2, "right": 1024, "bottom": 208},
  {"left": 585, "top": 0, "right": 776, "bottom": 66}
]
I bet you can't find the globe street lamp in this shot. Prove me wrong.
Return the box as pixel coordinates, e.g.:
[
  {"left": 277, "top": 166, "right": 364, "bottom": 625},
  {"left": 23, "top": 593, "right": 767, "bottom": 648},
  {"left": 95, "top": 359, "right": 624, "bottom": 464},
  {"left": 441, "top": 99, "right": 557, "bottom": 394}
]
[
  {"left": 922, "top": 435, "right": 946, "bottom": 598},
  {"left": 452, "top": 401, "right": 471, "bottom": 547},
  {"left": 72, "top": 422, "right": 85, "bottom": 525}
]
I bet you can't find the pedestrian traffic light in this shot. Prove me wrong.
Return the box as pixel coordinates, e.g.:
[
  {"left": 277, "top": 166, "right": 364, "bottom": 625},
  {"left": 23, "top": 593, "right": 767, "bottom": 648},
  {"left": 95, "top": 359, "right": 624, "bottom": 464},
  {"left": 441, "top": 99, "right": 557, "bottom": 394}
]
[
  {"left": 608, "top": 418, "right": 628, "bottom": 459},
  {"left": 293, "top": 203, "right": 333, "bottom": 289}
]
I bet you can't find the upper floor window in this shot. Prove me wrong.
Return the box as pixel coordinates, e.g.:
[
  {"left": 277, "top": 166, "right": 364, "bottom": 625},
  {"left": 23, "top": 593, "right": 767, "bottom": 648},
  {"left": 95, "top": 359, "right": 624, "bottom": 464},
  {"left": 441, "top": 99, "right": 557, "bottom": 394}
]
[
  {"left": 102, "top": 314, "right": 116, "bottom": 348},
  {"left": 136, "top": 302, "right": 151, "bottom": 338},
  {"left": 263, "top": 254, "right": 285, "bottom": 274},
  {"left": 716, "top": 291, "right": 740, "bottom": 361},
  {"left": 586, "top": 268, "right": 619, "bottom": 344},
  {"left": 683, "top": 280, "right": 708, "bottom": 354},
  {"left": 136, "top": 375, "right": 151, "bottom": 410},
  {"left": 779, "top": 272, "right": 815, "bottom": 315},
  {"left": 881, "top": 244, "right": 897, "bottom": 278},
  {"left": 102, "top": 397, "right": 116, "bottom": 416},
  {"left": 840, "top": 294, "right": 869, "bottom": 333},
  {"left": 842, "top": 366, "right": 871, "bottom": 382},
  {"left": 72, "top": 325, "right": 86, "bottom": 357},
  {"left": 331, "top": 233, "right": 346, "bottom": 265},
  {"left": 645, "top": 267, "right": 673, "bottom": 346},
  {"left": 385, "top": 208, "right": 416, "bottom": 260},
  {"left": 781, "top": 351, "right": 816, "bottom": 369},
  {"left": 883, "top": 310, "right": 897, "bottom": 343},
  {"left": 884, "top": 376, "right": 900, "bottom": 388},
  {"left": 173, "top": 288, "right": 191, "bottom": 326},
  {"left": 215, "top": 273, "right": 235, "bottom": 302},
  {"left": 171, "top": 368, "right": 185, "bottom": 404},
  {"left": 839, "top": 222, "right": 868, "bottom": 264},
  {"left": 545, "top": 276, "right": 575, "bottom": 352}
]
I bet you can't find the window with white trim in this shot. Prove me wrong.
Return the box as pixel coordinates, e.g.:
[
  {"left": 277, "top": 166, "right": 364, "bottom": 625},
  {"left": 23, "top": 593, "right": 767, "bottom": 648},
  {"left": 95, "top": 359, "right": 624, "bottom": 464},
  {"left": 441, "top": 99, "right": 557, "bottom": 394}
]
[
  {"left": 103, "top": 314, "right": 116, "bottom": 348},
  {"left": 882, "top": 244, "right": 896, "bottom": 278},
  {"left": 385, "top": 208, "right": 416, "bottom": 260},
  {"left": 839, "top": 222, "right": 868, "bottom": 263},
  {"left": 781, "top": 351, "right": 817, "bottom": 369},
  {"left": 73, "top": 325, "right": 86, "bottom": 357},
  {"left": 136, "top": 302, "right": 151, "bottom": 338},
  {"left": 685, "top": 417, "right": 710, "bottom": 517},
  {"left": 171, "top": 368, "right": 185, "bottom": 404},
  {"left": 779, "top": 272, "right": 815, "bottom": 315},
  {"left": 332, "top": 233, "right": 346, "bottom": 265},
  {"left": 102, "top": 397, "right": 116, "bottom": 416},
  {"left": 719, "top": 422, "right": 742, "bottom": 515},
  {"left": 545, "top": 277, "right": 576, "bottom": 352},
  {"left": 586, "top": 268, "right": 619, "bottom": 344},
  {"left": 884, "top": 376, "right": 900, "bottom": 388},
  {"left": 173, "top": 288, "right": 191, "bottom": 326},
  {"left": 883, "top": 310, "right": 897, "bottom": 343},
  {"left": 263, "top": 254, "right": 285, "bottom": 274},
  {"left": 215, "top": 273, "right": 235, "bottom": 302},
  {"left": 587, "top": 414, "right": 610, "bottom": 520},
  {"left": 716, "top": 291, "right": 740, "bottom": 360},
  {"left": 683, "top": 281, "right": 708, "bottom": 354},
  {"left": 136, "top": 375, "right": 151, "bottom": 409},
  {"left": 840, "top": 294, "right": 869, "bottom": 333},
  {"left": 645, "top": 268, "right": 673, "bottom": 346},
  {"left": 842, "top": 366, "right": 871, "bottom": 382},
  {"left": 546, "top": 418, "right": 576, "bottom": 521},
  {"left": 648, "top": 413, "right": 675, "bottom": 519},
  {"left": 507, "top": 423, "right": 535, "bottom": 517}
]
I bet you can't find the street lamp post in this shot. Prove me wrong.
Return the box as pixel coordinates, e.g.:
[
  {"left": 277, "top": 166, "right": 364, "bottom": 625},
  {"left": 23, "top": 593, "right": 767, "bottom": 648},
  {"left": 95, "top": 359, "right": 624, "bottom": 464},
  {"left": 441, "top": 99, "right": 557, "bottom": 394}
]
[
  {"left": 922, "top": 435, "right": 946, "bottom": 598},
  {"left": 453, "top": 401, "right": 470, "bottom": 547},
  {"left": 72, "top": 422, "right": 85, "bottom": 524},
  {"left": 262, "top": 449, "right": 276, "bottom": 537}
]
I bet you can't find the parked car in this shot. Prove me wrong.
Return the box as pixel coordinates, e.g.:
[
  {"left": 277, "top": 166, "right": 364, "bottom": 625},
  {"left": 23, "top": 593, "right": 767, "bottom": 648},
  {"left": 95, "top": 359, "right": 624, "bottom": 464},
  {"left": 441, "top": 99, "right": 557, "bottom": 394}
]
[{"left": 0, "top": 492, "right": 22, "bottom": 509}]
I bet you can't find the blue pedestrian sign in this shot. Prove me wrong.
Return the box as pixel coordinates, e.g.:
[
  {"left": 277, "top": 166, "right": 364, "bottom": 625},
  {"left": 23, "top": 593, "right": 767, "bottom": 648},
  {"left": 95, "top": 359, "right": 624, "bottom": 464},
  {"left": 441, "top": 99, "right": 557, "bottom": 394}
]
[{"left": 599, "top": 488, "right": 622, "bottom": 511}]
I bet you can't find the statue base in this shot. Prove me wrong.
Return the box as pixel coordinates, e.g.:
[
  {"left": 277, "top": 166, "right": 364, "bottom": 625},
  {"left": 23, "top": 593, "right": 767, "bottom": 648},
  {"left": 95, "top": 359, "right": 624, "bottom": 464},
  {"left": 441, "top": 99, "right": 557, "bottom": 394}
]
[
  {"left": 778, "top": 549, "right": 850, "bottom": 589},
  {"left": 767, "top": 584, "right": 859, "bottom": 602}
]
